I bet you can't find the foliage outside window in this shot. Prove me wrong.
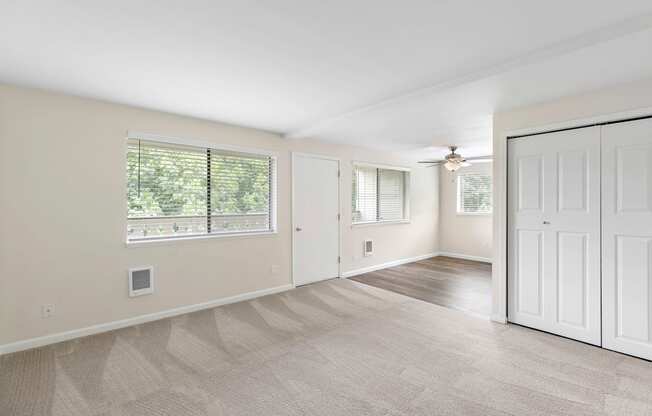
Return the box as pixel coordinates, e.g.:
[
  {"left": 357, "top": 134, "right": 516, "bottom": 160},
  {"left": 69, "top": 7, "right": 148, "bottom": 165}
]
[
  {"left": 127, "top": 139, "right": 274, "bottom": 241},
  {"left": 352, "top": 165, "right": 409, "bottom": 224},
  {"left": 457, "top": 174, "right": 492, "bottom": 214}
]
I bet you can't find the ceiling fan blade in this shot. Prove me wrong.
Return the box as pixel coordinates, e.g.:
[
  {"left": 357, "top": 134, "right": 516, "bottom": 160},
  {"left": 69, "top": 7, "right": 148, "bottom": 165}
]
[
  {"left": 417, "top": 160, "right": 444, "bottom": 164},
  {"left": 463, "top": 155, "right": 493, "bottom": 161}
]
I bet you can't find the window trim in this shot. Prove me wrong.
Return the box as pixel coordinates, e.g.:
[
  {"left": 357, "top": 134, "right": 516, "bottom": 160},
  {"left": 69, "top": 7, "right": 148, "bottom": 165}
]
[
  {"left": 456, "top": 173, "right": 492, "bottom": 216},
  {"left": 125, "top": 131, "right": 278, "bottom": 244},
  {"left": 127, "top": 131, "right": 277, "bottom": 157},
  {"left": 125, "top": 229, "right": 278, "bottom": 248},
  {"left": 351, "top": 219, "right": 411, "bottom": 228},
  {"left": 351, "top": 161, "right": 411, "bottom": 226},
  {"left": 352, "top": 161, "right": 411, "bottom": 172}
]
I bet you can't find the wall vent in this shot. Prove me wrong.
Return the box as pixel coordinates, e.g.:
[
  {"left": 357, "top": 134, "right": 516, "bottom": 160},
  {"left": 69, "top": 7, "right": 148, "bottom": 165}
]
[
  {"left": 129, "top": 266, "right": 154, "bottom": 297},
  {"left": 364, "top": 240, "right": 374, "bottom": 257}
]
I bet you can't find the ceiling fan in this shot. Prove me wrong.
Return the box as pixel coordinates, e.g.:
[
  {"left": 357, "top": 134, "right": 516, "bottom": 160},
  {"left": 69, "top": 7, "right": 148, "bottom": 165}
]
[{"left": 418, "top": 146, "right": 492, "bottom": 172}]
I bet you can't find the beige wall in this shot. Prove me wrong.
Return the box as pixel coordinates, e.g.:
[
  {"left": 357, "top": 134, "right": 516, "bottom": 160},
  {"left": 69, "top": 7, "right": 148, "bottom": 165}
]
[
  {"left": 491, "top": 76, "right": 652, "bottom": 321},
  {"left": 438, "top": 163, "right": 492, "bottom": 261},
  {"left": 0, "top": 84, "right": 439, "bottom": 346}
]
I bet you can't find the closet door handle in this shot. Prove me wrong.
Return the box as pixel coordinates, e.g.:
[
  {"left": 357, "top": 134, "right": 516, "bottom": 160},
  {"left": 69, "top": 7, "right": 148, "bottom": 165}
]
[{"left": 543, "top": 221, "right": 551, "bottom": 225}]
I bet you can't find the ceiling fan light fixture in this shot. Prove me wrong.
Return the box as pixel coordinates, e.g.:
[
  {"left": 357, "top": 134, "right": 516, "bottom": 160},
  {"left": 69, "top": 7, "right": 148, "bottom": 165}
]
[
  {"left": 418, "top": 145, "right": 491, "bottom": 171},
  {"left": 444, "top": 160, "right": 461, "bottom": 171}
]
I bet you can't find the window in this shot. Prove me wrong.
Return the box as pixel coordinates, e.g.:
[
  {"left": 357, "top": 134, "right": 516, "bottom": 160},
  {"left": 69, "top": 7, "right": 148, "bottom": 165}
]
[
  {"left": 457, "top": 174, "right": 492, "bottom": 214},
  {"left": 127, "top": 138, "right": 275, "bottom": 242},
  {"left": 352, "top": 164, "right": 409, "bottom": 224}
]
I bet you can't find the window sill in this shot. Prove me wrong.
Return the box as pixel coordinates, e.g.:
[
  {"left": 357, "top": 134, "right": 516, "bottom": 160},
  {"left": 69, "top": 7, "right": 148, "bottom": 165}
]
[
  {"left": 456, "top": 212, "right": 493, "bottom": 216},
  {"left": 125, "top": 230, "right": 278, "bottom": 247},
  {"left": 351, "top": 219, "right": 410, "bottom": 228}
]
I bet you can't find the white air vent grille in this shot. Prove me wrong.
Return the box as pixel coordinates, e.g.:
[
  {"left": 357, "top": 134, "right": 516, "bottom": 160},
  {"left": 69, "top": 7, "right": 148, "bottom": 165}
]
[
  {"left": 364, "top": 240, "right": 374, "bottom": 257},
  {"left": 129, "top": 266, "right": 154, "bottom": 297}
]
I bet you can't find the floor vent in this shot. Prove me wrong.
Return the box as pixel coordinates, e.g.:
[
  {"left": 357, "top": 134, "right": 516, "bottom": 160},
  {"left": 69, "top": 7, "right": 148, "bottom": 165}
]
[{"left": 129, "top": 266, "right": 154, "bottom": 297}]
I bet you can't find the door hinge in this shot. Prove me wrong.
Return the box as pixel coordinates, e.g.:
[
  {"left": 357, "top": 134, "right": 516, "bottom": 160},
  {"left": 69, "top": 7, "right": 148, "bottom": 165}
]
[
  {"left": 337, "top": 213, "right": 341, "bottom": 221},
  {"left": 337, "top": 169, "right": 341, "bottom": 178},
  {"left": 338, "top": 256, "right": 341, "bottom": 263}
]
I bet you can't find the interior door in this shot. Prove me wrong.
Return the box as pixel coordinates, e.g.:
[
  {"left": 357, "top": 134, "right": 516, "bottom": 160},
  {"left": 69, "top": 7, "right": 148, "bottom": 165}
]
[
  {"left": 602, "top": 118, "right": 652, "bottom": 360},
  {"left": 508, "top": 127, "right": 601, "bottom": 345},
  {"left": 293, "top": 153, "right": 340, "bottom": 286}
]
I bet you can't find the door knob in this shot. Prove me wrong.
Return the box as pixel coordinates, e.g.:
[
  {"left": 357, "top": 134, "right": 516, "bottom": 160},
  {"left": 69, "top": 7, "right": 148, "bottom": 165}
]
[{"left": 295, "top": 227, "right": 302, "bottom": 231}]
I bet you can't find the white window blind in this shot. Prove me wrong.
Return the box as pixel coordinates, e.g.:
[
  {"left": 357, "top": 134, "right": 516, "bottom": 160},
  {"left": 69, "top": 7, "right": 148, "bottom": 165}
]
[
  {"left": 352, "top": 165, "right": 408, "bottom": 224},
  {"left": 457, "top": 174, "right": 492, "bottom": 214},
  {"left": 127, "top": 139, "right": 274, "bottom": 241},
  {"left": 352, "top": 166, "right": 378, "bottom": 223},
  {"left": 379, "top": 168, "right": 405, "bottom": 221}
]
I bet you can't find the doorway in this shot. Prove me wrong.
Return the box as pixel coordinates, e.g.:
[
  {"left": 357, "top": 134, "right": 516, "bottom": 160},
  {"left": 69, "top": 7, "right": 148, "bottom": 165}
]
[{"left": 292, "top": 153, "right": 341, "bottom": 286}]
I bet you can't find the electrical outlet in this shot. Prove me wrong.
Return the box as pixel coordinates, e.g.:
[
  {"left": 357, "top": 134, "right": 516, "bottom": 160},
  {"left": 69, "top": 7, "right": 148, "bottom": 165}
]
[
  {"left": 42, "top": 304, "right": 55, "bottom": 318},
  {"left": 271, "top": 265, "right": 280, "bottom": 275}
]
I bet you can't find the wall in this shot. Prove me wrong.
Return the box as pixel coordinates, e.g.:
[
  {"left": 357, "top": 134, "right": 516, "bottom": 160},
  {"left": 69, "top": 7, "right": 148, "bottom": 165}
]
[
  {"left": 438, "top": 162, "right": 492, "bottom": 262},
  {"left": 0, "top": 84, "right": 439, "bottom": 347},
  {"left": 491, "top": 76, "right": 652, "bottom": 322}
]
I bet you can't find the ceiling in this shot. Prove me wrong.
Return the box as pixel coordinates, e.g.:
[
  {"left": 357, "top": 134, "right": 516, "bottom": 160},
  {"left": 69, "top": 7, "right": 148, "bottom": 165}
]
[{"left": 3, "top": 1, "right": 652, "bottom": 159}]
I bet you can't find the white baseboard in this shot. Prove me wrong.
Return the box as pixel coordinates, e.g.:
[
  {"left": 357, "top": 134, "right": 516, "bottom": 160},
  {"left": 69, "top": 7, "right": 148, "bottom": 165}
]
[
  {"left": 491, "top": 314, "right": 507, "bottom": 324},
  {"left": 0, "top": 284, "right": 293, "bottom": 355},
  {"left": 341, "top": 252, "right": 439, "bottom": 278},
  {"left": 437, "top": 251, "right": 493, "bottom": 264}
]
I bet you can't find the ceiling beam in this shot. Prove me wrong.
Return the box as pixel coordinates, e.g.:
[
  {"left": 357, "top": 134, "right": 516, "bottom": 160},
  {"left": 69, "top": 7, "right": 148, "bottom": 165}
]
[{"left": 285, "top": 12, "right": 652, "bottom": 140}]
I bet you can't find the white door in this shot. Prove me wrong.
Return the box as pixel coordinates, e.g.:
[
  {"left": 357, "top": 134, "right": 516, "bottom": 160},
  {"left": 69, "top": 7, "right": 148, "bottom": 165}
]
[
  {"left": 293, "top": 153, "right": 340, "bottom": 286},
  {"left": 602, "top": 118, "right": 652, "bottom": 360},
  {"left": 508, "top": 127, "right": 601, "bottom": 345}
]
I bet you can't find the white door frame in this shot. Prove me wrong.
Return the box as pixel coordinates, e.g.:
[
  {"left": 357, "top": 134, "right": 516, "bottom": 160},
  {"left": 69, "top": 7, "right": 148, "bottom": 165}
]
[
  {"left": 493, "top": 106, "right": 652, "bottom": 324},
  {"left": 291, "top": 152, "right": 342, "bottom": 287}
]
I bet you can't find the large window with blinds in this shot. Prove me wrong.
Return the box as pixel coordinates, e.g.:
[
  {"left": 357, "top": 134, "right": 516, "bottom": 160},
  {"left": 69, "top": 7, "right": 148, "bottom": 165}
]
[
  {"left": 126, "top": 138, "right": 275, "bottom": 241},
  {"left": 352, "top": 164, "right": 409, "bottom": 224},
  {"left": 457, "top": 173, "right": 492, "bottom": 214}
]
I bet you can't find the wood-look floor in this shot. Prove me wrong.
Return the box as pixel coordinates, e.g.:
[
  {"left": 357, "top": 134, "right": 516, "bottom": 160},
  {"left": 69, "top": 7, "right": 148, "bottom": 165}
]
[{"left": 350, "top": 256, "right": 492, "bottom": 317}]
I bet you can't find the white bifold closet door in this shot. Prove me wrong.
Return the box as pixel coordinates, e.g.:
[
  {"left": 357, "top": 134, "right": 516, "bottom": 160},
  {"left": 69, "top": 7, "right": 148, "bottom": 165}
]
[
  {"left": 508, "top": 127, "right": 602, "bottom": 346},
  {"left": 602, "top": 118, "right": 652, "bottom": 360}
]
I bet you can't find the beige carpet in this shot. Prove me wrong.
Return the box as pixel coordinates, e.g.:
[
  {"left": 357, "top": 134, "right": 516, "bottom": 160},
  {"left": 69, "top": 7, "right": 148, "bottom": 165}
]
[{"left": 2, "top": 278, "right": 652, "bottom": 416}]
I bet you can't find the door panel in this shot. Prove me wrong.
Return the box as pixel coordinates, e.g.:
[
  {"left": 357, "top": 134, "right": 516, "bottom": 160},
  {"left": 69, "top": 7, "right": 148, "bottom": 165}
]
[
  {"left": 603, "top": 118, "right": 652, "bottom": 360},
  {"left": 616, "top": 145, "right": 652, "bottom": 212},
  {"left": 293, "top": 154, "right": 340, "bottom": 286},
  {"left": 558, "top": 150, "right": 588, "bottom": 213},
  {"left": 517, "top": 156, "right": 544, "bottom": 212},
  {"left": 616, "top": 236, "right": 651, "bottom": 342},
  {"left": 508, "top": 127, "right": 601, "bottom": 345},
  {"left": 515, "top": 229, "right": 544, "bottom": 317},
  {"left": 557, "top": 232, "right": 588, "bottom": 328}
]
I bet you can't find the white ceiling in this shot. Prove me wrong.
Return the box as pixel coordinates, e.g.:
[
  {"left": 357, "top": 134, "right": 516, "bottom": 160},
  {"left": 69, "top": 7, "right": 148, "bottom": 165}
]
[{"left": 2, "top": 1, "right": 652, "bottom": 158}]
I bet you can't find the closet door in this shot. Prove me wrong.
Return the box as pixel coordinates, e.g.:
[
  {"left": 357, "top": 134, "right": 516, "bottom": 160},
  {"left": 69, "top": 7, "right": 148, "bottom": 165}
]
[
  {"left": 602, "top": 118, "right": 652, "bottom": 360},
  {"left": 508, "top": 127, "right": 601, "bottom": 345}
]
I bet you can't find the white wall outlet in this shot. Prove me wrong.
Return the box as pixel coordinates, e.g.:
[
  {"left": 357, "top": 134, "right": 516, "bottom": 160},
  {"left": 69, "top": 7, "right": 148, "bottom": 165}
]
[
  {"left": 42, "top": 304, "right": 55, "bottom": 318},
  {"left": 271, "top": 265, "right": 280, "bottom": 275}
]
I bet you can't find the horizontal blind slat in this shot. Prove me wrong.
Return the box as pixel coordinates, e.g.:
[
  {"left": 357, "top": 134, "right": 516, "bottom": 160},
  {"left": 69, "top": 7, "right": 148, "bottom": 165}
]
[
  {"left": 352, "top": 166, "right": 407, "bottom": 223},
  {"left": 378, "top": 168, "right": 405, "bottom": 221},
  {"left": 127, "top": 139, "right": 273, "bottom": 240},
  {"left": 459, "top": 174, "right": 492, "bottom": 213},
  {"left": 352, "top": 166, "right": 378, "bottom": 223}
]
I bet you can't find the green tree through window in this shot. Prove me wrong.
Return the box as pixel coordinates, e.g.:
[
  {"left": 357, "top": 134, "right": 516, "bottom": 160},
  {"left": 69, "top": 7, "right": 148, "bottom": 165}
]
[
  {"left": 458, "top": 174, "right": 492, "bottom": 214},
  {"left": 127, "top": 139, "right": 273, "bottom": 240}
]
